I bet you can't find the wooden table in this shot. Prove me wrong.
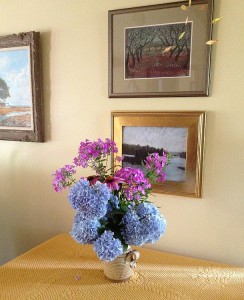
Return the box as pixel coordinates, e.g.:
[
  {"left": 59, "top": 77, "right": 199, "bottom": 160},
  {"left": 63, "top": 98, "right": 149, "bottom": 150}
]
[{"left": 1, "top": 233, "right": 243, "bottom": 299}]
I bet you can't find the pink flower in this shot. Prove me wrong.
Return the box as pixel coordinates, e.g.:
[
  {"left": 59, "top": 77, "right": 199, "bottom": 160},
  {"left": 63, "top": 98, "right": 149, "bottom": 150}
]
[
  {"left": 104, "top": 176, "right": 124, "bottom": 191},
  {"left": 86, "top": 175, "right": 101, "bottom": 186}
]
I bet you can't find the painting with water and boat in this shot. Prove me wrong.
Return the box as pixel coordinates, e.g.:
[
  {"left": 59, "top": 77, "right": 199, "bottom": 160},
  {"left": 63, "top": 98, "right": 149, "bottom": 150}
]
[
  {"left": 112, "top": 111, "right": 206, "bottom": 198},
  {"left": 122, "top": 126, "right": 187, "bottom": 182}
]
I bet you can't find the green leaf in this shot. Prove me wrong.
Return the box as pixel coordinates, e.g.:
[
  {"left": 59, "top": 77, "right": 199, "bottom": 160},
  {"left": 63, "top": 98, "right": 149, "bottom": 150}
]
[
  {"left": 206, "top": 39, "right": 218, "bottom": 45},
  {"left": 123, "top": 244, "right": 130, "bottom": 252},
  {"left": 178, "top": 32, "right": 186, "bottom": 40},
  {"left": 212, "top": 17, "right": 223, "bottom": 24},
  {"left": 97, "top": 226, "right": 106, "bottom": 235}
]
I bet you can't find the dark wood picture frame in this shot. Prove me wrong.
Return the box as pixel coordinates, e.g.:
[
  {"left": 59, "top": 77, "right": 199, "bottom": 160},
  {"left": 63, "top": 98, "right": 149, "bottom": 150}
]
[
  {"left": 108, "top": 0, "right": 213, "bottom": 98},
  {"left": 112, "top": 111, "right": 206, "bottom": 198},
  {"left": 0, "top": 31, "right": 44, "bottom": 142}
]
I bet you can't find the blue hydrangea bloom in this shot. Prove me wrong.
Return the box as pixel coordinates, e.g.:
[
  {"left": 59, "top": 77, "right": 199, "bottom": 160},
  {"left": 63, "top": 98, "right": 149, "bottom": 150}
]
[
  {"left": 71, "top": 212, "right": 100, "bottom": 244},
  {"left": 136, "top": 202, "right": 159, "bottom": 217},
  {"left": 68, "top": 179, "right": 111, "bottom": 220},
  {"left": 110, "top": 195, "right": 120, "bottom": 209},
  {"left": 93, "top": 230, "right": 123, "bottom": 261},
  {"left": 144, "top": 214, "right": 167, "bottom": 243},
  {"left": 122, "top": 204, "right": 167, "bottom": 246},
  {"left": 106, "top": 195, "right": 120, "bottom": 214},
  {"left": 122, "top": 210, "right": 145, "bottom": 245}
]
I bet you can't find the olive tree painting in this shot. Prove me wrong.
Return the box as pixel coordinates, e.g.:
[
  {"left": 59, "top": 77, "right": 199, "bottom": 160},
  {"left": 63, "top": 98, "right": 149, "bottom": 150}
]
[
  {"left": 0, "top": 47, "right": 33, "bottom": 130},
  {"left": 124, "top": 22, "right": 192, "bottom": 79},
  {"left": 109, "top": 1, "right": 213, "bottom": 97}
]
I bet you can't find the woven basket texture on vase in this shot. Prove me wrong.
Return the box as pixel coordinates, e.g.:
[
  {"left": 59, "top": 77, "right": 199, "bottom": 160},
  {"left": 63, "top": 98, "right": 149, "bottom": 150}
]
[{"left": 103, "top": 249, "right": 140, "bottom": 282}]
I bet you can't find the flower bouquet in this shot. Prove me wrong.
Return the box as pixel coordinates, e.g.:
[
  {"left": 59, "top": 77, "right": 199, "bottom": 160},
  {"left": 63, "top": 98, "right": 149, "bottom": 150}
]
[{"left": 52, "top": 138, "right": 169, "bottom": 278}]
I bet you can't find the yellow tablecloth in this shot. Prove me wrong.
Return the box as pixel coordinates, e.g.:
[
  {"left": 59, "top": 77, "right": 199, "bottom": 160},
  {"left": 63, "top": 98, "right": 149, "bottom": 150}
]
[{"left": 0, "top": 233, "right": 243, "bottom": 300}]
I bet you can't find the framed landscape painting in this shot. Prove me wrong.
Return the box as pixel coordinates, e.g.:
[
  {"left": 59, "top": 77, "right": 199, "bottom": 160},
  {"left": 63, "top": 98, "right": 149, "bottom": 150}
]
[
  {"left": 111, "top": 111, "right": 206, "bottom": 198},
  {"left": 108, "top": 0, "right": 213, "bottom": 97},
  {"left": 0, "top": 31, "right": 43, "bottom": 142}
]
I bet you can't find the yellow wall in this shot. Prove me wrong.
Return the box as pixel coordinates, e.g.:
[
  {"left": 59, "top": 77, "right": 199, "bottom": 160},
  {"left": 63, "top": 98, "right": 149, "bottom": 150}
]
[{"left": 0, "top": 0, "right": 244, "bottom": 266}]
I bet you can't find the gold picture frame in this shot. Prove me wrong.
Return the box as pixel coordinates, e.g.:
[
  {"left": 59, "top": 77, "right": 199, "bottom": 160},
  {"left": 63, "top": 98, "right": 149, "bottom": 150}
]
[{"left": 111, "top": 111, "right": 206, "bottom": 198}]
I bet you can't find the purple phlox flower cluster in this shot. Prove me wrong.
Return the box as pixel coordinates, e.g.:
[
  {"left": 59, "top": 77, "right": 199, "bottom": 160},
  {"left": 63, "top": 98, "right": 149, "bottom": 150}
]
[
  {"left": 52, "top": 164, "right": 76, "bottom": 192},
  {"left": 122, "top": 202, "right": 167, "bottom": 246},
  {"left": 93, "top": 230, "right": 123, "bottom": 261},
  {"left": 68, "top": 179, "right": 111, "bottom": 219},
  {"left": 73, "top": 138, "right": 118, "bottom": 168},
  {"left": 115, "top": 155, "right": 124, "bottom": 163},
  {"left": 115, "top": 167, "right": 151, "bottom": 201},
  {"left": 144, "top": 152, "right": 167, "bottom": 183},
  {"left": 71, "top": 212, "right": 101, "bottom": 244}
]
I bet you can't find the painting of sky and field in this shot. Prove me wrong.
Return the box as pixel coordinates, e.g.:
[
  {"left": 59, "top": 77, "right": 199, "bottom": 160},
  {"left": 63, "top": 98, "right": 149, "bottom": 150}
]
[
  {"left": 122, "top": 126, "right": 188, "bottom": 182},
  {"left": 0, "top": 47, "right": 32, "bottom": 130},
  {"left": 125, "top": 22, "right": 192, "bottom": 79}
]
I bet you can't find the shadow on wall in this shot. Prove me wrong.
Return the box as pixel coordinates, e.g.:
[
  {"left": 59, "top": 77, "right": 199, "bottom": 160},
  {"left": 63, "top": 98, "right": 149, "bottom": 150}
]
[
  {"left": 12, "top": 228, "right": 61, "bottom": 261},
  {"left": 0, "top": 193, "right": 73, "bottom": 265},
  {"left": 0, "top": 221, "right": 65, "bottom": 265},
  {"left": 40, "top": 31, "right": 51, "bottom": 142},
  {"left": 0, "top": 202, "right": 16, "bottom": 265},
  {"left": 0, "top": 158, "right": 73, "bottom": 265},
  {"left": 0, "top": 211, "right": 72, "bottom": 265}
]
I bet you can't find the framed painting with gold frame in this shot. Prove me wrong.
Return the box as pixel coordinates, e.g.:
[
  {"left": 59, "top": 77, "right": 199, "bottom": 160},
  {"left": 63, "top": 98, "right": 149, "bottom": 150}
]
[{"left": 111, "top": 111, "right": 206, "bottom": 198}]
